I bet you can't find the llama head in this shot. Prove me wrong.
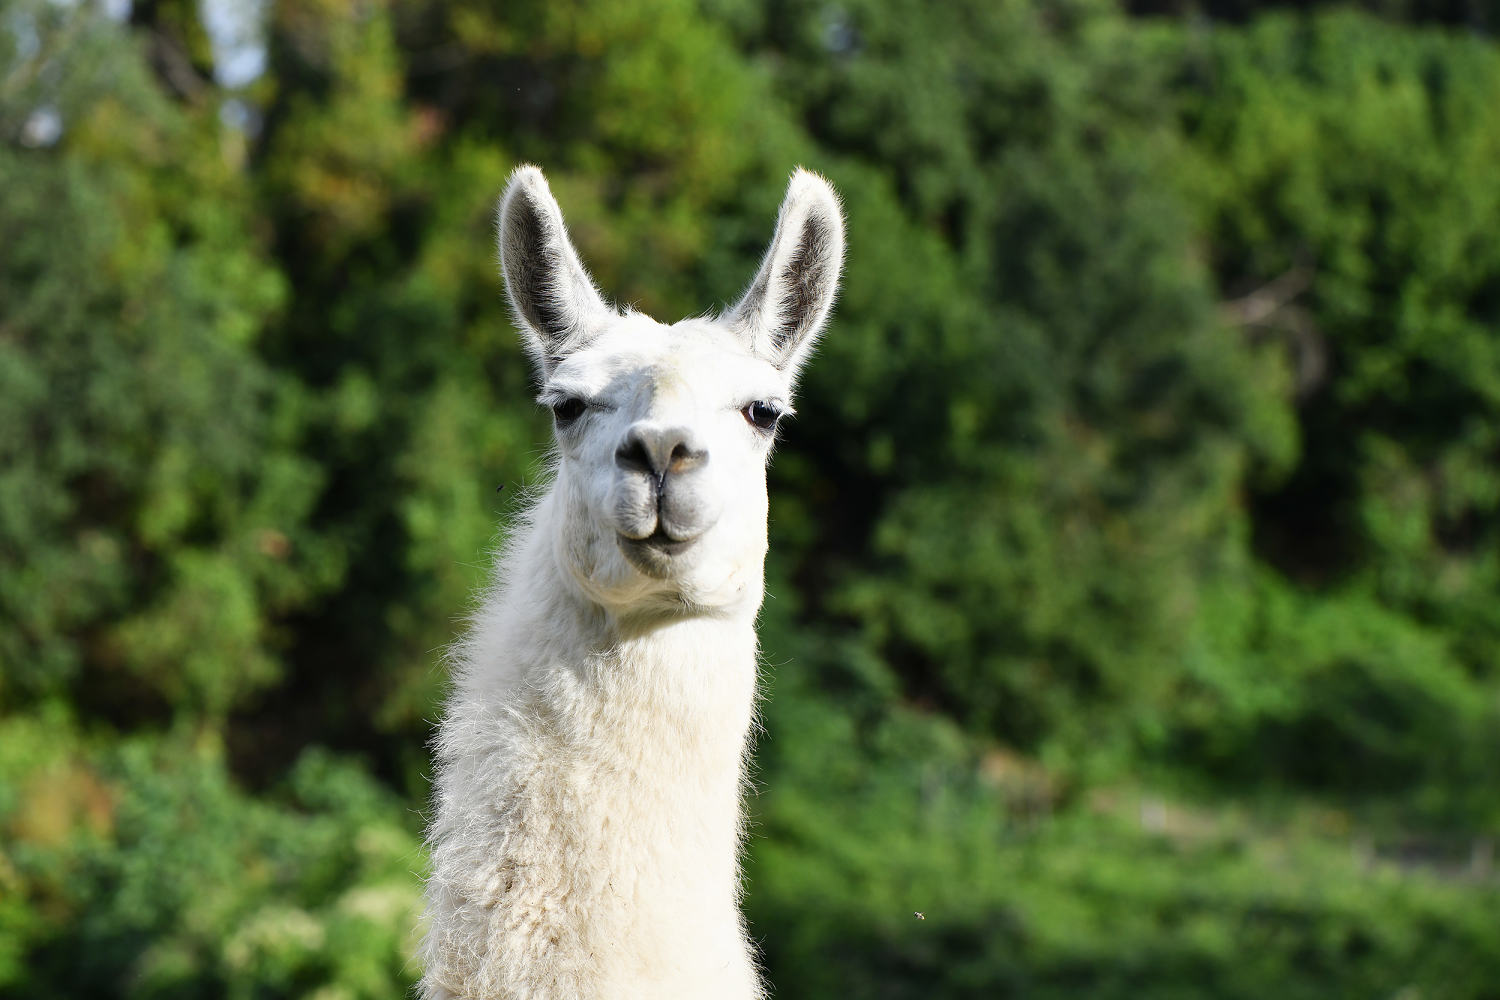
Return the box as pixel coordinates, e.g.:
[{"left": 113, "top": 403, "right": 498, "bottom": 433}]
[{"left": 497, "top": 166, "right": 844, "bottom": 616}]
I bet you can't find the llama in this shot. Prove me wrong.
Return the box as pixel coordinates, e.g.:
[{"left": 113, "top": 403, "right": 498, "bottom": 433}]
[{"left": 418, "top": 165, "right": 845, "bottom": 999}]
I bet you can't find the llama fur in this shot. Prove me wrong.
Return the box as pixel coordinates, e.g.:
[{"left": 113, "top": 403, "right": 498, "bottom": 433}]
[{"left": 419, "top": 166, "right": 845, "bottom": 999}]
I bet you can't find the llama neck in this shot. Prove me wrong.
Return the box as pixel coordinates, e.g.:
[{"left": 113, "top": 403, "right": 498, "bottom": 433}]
[
  {"left": 429, "top": 506, "right": 763, "bottom": 996},
  {"left": 450, "top": 492, "right": 762, "bottom": 852},
  {"left": 457, "top": 502, "right": 762, "bottom": 755}
]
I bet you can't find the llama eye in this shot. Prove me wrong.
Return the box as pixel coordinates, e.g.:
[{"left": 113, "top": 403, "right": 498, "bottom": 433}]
[
  {"left": 743, "top": 400, "right": 782, "bottom": 432},
  {"left": 551, "top": 397, "right": 587, "bottom": 426}
]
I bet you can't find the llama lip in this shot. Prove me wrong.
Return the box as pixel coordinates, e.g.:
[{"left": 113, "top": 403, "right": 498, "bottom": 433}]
[
  {"left": 617, "top": 528, "right": 696, "bottom": 576},
  {"left": 621, "top": 527, "right": 694, "bottom": 554}
]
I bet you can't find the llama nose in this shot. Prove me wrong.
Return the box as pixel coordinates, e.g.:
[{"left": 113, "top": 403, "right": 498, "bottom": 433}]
[{"left": 615, "top": 424, "right": 707, "bottom": 480}]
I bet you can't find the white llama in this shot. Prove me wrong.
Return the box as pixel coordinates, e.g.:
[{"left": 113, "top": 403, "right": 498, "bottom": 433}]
[{"left": 419, "top": 165, "right": 845, "bottom": 999}]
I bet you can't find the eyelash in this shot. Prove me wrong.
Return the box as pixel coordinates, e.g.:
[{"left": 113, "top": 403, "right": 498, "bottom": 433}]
[
  {"left": 550, "top": 397, "right": 587, "bottom": 427},
  {"left": 742, "top": 400, "right": 783, "bottom": 433}
]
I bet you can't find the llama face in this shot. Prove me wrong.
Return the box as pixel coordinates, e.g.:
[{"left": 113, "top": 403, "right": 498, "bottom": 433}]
[
  {"left": 496, "top": 166, "right": 843, "bottom": 614},
  {"left": 541, "top": 317, "right": 788, "bottom": 610}
]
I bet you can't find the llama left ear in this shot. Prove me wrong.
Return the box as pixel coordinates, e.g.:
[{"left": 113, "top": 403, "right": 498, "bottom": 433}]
[{"left": 727, "top": 168, "right": 845, "bottom": 376}]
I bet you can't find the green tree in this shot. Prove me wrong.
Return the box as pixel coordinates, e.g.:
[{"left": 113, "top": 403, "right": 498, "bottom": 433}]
[
  {"left": 0, "top": 1, "right": 330, "bottom": 721},
  {"left": 712, "top": 0, "right": 1294, "bottom": 760}
]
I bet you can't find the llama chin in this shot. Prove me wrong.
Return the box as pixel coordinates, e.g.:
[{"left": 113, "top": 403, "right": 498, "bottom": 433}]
[{"left": 418, "top": 165, "right": 844, "bottom": 1000}]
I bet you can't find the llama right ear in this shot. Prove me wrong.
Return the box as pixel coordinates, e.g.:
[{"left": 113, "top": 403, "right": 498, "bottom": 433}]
[
  {"left": 726, "top": 168, "right": 845, "bottom": 377},
  {"left": 497, "top": 165, "right": 615, "bottom": 378}
]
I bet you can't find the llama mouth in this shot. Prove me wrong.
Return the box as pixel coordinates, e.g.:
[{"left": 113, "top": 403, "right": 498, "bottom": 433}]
[
  {"left": 622, "top": 528, "right": 695, "bottom": 554},
  {"left": 617, "top": 528, "right": 696, "bottom": 576}
]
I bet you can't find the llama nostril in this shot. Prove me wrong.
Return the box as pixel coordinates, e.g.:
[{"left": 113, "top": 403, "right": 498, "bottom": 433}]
[
  {"left": 616, "top": 426, "right": 707, "bottom": 479},
  {"left": 615, "top": 433, "right": 655, "bottom": 476},
  {"left": 667, "top": 441, "right": 707, "bottom": 475}
]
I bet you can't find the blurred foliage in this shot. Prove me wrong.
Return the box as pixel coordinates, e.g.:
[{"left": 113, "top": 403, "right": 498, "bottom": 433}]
[
  {"left": 1162, "top": 11, "right": 1500, "bottom": 821},
  {"left": 0, "top": 709, "right": 420, "bottom": 998},
  {"left": 1, "top": 0, "right": 1497, "bottom": 997},
  {"left": 1123, "top": 0, "right": 1493, "bottom": 32},
  {"left": 0, "top": 1, "right": 327, "bottom": 720}
]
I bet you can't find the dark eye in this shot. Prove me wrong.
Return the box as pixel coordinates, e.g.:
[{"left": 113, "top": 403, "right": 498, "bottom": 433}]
[
  {"left": 551, "top": 397, "right": 587, "bottom": 426},
  {"left": 743, "top": 400, "right": 782, "bottom": 432}
]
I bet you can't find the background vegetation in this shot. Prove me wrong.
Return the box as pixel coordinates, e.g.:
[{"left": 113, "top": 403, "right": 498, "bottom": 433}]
[{"left": 2, "top": 0, "right": 1497, "bottom": 996}]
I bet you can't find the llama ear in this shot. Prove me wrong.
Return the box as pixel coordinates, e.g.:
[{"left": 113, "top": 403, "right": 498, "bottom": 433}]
[
  {"left": 497, "top": 165, "right": 615, "bottom": 377},
  {"left": 727, "top": 168, "right": 845, "bottom": 376}
]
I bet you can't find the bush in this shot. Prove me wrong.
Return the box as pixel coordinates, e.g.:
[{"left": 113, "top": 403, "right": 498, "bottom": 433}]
[{"left": 0, "top": 712, "right": 421, "bottom": 1000}]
